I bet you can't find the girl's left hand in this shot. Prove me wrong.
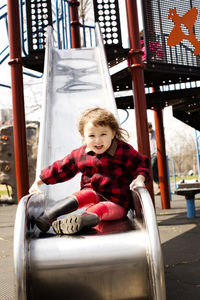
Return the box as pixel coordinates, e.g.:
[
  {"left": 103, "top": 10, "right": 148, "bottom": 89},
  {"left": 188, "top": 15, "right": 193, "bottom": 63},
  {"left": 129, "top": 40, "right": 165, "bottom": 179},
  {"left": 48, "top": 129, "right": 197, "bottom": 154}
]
[
  {"left": 129, "top": 175, "right": 146, "bottom": 191},
  {"left": 29, "top": 179, "right": 44, "bottom": 194}
]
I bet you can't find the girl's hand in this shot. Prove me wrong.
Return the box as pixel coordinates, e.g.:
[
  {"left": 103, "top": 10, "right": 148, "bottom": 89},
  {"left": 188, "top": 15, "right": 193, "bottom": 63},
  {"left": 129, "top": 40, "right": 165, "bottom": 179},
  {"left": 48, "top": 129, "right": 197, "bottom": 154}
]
[
  {"left": 129, "top": 175, "right": 146, "bottom": 191},
  {"left": 29, "top": 179, "right": 44, "bottom": 194}
]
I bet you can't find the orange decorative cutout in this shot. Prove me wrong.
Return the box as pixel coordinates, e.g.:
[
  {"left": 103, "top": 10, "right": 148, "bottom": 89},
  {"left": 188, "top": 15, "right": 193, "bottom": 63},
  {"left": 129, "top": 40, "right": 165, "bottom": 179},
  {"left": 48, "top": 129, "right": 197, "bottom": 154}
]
[
  {"left": 4, "top": 165, "right": 11, "bottom": 172},
  {"left": 1, "top": 135, "right": 8, "bottom": 141},
  {"left": 167, "top": 7, "right": 200, "bottom": 56}
]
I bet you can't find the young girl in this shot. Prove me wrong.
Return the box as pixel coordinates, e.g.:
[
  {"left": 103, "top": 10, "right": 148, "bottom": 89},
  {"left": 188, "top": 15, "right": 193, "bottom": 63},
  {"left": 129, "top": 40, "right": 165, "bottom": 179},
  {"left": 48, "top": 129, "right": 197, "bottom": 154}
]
[{"left": 29, "top": 108, "right": 150, "bottom": 235}]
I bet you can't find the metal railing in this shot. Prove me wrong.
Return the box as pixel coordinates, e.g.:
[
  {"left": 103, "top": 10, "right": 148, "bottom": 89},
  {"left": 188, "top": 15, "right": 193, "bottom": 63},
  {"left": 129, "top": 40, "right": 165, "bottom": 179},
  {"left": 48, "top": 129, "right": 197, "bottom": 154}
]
[
  {"left": 1, "top": 2, "right": 200, "bottom": 83},
  {"left": 162, "top": 34, "right": 200, "bottom": 67},
  {"left": 195, "top": 130, "right": 200, "bottom": 182},
  {"left": 0, "top": 1, "right": 96, "bottom": 78},
  {"left": 0, "top": 4, "right": 9, "bottom": 65},
  {"left": 167, "top": 156, "right": 177, "bottom": 197},
  {"left": 18, "top": 0, "right": 96, "bottom": 52}
]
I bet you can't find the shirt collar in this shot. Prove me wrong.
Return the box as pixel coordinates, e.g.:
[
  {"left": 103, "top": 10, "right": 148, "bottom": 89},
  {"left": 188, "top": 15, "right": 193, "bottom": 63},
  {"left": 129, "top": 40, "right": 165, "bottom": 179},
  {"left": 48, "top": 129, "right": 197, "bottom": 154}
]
[{"left": 85, "top": 138, "right": 118, "bottom": 157}]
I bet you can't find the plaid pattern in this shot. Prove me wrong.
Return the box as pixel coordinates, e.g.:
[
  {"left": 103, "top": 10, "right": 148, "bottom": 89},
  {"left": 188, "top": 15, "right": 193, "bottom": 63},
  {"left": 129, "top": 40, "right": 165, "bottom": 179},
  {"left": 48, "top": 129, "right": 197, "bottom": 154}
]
[{"left": 40, "top": 139, "right": 150, "bottom": 209}]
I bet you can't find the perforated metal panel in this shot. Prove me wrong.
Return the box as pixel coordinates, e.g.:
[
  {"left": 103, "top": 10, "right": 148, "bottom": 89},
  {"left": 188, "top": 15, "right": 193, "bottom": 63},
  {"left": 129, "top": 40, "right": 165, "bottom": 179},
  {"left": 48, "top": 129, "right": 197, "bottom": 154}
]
[
  {"left": 93, "top": 0, "right": 122, "bottom": 48},
  {"left": 25, "top": 0, "right": 52, "bottom": 54},
  {"left": 142, "top": 0, "right": 200, "bottom": 68}
]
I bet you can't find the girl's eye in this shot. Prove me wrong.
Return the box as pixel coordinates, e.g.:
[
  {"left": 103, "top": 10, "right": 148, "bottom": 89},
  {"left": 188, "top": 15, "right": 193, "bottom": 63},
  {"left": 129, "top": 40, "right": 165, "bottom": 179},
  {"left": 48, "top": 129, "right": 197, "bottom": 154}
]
[{"left": 89, "top": 135, "right": 94, "bottom": 138}]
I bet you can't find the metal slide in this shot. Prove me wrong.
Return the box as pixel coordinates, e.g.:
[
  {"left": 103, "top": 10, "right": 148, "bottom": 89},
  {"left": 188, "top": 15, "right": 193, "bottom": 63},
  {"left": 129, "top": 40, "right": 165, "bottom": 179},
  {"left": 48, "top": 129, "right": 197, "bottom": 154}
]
[{"left": 13, "top": 26, "right": 166, "bottom": 300}]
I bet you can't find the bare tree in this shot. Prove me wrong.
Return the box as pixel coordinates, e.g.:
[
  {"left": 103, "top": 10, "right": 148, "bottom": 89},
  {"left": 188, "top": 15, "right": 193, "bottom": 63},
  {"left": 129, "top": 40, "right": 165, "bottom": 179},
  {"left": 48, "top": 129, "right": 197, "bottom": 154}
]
[
  {"left": 79, "top": 0, "right": 93, "bottom": 25},
  {"left": 166, "top": 129, "right": 197, "bottom": 176}
]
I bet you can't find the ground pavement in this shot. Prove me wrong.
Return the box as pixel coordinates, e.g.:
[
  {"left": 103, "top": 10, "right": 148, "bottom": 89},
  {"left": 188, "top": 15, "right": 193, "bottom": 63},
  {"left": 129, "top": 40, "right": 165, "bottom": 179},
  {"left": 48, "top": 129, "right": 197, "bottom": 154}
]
[
  {"left": 0, "top": 193, "right": 200, "bottom": 299},
  {"left": 156, "top": 193, "right": 200, "bottom": 300}
]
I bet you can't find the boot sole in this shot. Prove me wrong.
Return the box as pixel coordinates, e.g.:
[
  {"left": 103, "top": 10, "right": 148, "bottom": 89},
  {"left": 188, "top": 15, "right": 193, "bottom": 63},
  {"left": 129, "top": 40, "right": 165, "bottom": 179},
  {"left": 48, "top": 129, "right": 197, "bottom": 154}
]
[{"left": 52, "top": 214, "right": 83, "bottom": 235}]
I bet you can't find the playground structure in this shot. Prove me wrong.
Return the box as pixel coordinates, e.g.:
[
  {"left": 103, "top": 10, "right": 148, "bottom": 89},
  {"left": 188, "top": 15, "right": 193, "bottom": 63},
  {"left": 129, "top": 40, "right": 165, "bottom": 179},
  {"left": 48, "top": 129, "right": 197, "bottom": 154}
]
[
  {"left": 1, "top": 0, "right": 200, "bottom": 204},
  {"left": 1, "top": 0, "right": 200, "bottom": 206},
  {"left": 1, "top": 0, "right": 200, "bottom": 299},
  {"left": 0, "top": 122, "right": 39, "bottom": 202},
  {"left": 14, "top": 26, "right": 166, "bottom": 299}
]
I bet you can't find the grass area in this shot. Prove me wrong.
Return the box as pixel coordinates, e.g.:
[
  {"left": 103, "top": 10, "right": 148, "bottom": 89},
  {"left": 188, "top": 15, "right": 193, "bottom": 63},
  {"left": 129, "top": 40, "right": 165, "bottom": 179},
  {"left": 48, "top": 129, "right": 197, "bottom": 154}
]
[
  {"left": 0, "top": 184, "right": 12, "bottom": 197},
  {"left": 170, "top": 175, "right": 198, "bottom": 183}
]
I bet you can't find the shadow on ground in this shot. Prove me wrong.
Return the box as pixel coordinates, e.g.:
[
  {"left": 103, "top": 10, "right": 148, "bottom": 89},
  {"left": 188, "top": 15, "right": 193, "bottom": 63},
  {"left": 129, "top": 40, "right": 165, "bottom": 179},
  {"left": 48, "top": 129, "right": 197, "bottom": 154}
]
[{"left": 156, "top": 195, "right": 200, "bottom": 300}]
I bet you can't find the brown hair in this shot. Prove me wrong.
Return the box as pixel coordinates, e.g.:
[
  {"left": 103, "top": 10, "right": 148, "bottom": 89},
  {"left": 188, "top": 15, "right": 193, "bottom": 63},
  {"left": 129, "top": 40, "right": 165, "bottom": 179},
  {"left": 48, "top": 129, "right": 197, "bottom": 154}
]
[{"left": 78, "top": 108, "right": 129, "bottom": 142}]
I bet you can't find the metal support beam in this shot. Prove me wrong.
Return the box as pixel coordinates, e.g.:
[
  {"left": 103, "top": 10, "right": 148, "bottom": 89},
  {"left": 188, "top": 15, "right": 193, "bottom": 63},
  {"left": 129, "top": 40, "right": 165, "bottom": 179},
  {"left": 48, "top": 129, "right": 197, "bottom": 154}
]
[
  {"left": 154, "top": 109, "right": 170, "bottom": 209},
  {"left": 69, "top": 0, "right": 81, "bottom": 48},
  {"left": 7, "top": 0, "right": 29, "bottom": 202},
  {"left": 125, "top": 0, "right": 154, "bottom": 204}
]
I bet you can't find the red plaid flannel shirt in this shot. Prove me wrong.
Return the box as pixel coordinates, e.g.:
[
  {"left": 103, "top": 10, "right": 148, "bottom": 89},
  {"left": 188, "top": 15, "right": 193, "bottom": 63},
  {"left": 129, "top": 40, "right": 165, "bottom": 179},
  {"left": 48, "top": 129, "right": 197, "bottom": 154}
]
[{"left": 40, "top": 139, "right": 150, "bottom": 209}]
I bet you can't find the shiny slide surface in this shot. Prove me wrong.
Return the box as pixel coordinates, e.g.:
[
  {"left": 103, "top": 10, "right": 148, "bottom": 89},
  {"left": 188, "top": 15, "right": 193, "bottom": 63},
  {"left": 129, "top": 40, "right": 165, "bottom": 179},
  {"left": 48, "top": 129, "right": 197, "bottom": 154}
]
[{"left": 13, "top": 26, "right": 166, "bottom": 300}]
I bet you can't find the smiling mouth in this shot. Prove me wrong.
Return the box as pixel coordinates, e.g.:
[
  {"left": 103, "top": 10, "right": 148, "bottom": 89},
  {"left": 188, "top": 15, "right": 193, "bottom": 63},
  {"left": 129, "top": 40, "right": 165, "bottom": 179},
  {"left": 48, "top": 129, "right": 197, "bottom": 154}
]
[{"left": 95, "top": 145, "right": 103, "bottom": 150}]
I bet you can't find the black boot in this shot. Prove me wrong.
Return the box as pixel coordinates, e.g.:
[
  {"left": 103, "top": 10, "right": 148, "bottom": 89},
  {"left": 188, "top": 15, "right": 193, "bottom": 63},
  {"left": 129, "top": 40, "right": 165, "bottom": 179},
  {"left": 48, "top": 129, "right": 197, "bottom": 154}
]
[
  {"left": 35, "top": 196, "right": 79, "bottom": 233},
  {"left": 52, "top": 212, "right": 99, "bottom": 235}
]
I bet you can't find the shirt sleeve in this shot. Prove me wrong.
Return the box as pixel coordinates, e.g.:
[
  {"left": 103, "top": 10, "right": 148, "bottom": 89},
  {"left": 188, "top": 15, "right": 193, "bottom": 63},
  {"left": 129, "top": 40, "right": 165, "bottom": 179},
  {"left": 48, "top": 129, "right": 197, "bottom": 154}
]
[
  {"left": 40, "top": 150, "right": 79, "bottom": 185},
  {"left": 127, "top": 147, "right": 151, "bottom": 183}
]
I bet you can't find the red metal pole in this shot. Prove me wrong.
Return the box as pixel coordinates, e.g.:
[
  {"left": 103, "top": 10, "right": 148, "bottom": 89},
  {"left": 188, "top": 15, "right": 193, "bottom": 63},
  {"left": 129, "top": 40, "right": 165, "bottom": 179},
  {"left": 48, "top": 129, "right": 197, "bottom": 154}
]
[
  {"left": 125, "top": 0, "right": 154, "bottom": 204},
  {"left": 69, "top": 0, "right": 81, "bottom": 48},
  {"left": 7, "top": 0, "right": 29, "bottom": 202},
  {"left": 154, "top": 109, "right": 170, "bottom": 209}
]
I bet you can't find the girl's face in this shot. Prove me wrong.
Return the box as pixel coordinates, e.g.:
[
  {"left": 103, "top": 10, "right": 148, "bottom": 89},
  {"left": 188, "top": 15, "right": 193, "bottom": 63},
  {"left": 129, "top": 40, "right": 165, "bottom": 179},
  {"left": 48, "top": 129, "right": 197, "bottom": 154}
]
[{"left": 84, "top": 122, "right": 115, "bottom": 155}]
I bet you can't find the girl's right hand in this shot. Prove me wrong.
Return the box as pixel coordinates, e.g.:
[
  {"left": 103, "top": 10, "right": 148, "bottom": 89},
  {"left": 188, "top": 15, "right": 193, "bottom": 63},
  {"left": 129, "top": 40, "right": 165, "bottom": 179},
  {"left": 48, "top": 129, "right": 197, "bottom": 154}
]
[{"left": 29, "top": 179, "right": 44, "bottom": 194}]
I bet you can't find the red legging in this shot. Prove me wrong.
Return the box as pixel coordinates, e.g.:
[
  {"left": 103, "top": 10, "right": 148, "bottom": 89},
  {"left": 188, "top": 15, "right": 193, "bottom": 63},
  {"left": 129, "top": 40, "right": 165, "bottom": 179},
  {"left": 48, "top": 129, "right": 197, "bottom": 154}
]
[{"left": 73, "top": 189, "right": 127, "bottom": 221}]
